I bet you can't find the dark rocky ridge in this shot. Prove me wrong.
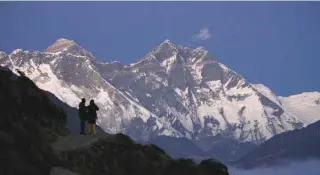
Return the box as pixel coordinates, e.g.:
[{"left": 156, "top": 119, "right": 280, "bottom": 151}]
[
  {"left": 0, "top": 66, "right": 69, "bottom": 175},
  {"left": 55, "top": 133, "right": 229, "bottom": 175}
]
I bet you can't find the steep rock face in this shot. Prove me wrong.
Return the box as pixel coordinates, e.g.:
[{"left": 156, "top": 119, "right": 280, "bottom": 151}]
[{"left": 95, "top": 40, "right": 302, "bottom": 144}]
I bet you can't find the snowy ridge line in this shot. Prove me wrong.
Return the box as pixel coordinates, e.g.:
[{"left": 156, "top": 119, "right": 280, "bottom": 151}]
[
  {"left": 279, "top": 92, "right": 320, "bottom": 125},
  {"left": 2, "top": 39, "right": 319, "bottom": 145}
]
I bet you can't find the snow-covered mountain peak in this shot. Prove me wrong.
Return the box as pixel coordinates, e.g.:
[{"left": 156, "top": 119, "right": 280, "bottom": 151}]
[
  {"left": 2, "top": 38, "right": 319, "bottom": 155},
  {"left": 45, "top": 38, "right": 95, "bottom": 59},
  {"left": 281, "top": 91, "right": 320, "bottom": 99},
  {"left": 0, "top": 51, "right": 7, "bottom": 58},
  {"left": 126, "top": 40, "right": 180, "bottom": 68},
  {"left": 150, "top": 40, "right": 178, "bottom": 60},
  {"left": 279, "top": 91, "right": 320, "bottom": 125},
  {"left": 11, "top": 48, "right": 23, "bottom": 55},
  {"left": 156, "top": 39, "right": 176, "bottom": 49},
  {"left": 46, "top": 38, "right": 76, "bottom": 51},
  {"left": 192, "top": 46, "right": 207, "bottom": 53},
  {"left": 279, "top": 91, "right": 320, "bottom": 109},
  {"left": 56, "top": 38, "right": 75, "bottom": 43},
  {"left": 160, "top": 39, "right": 175, "bottom": 47},
  {"left": 90, "top": 39, "right": 307, "bottom": 144}
]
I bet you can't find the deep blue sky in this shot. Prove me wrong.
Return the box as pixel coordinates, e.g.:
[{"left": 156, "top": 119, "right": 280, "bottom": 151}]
[{"left": 0, "top": 2, "right": 319, "bottom": 96}]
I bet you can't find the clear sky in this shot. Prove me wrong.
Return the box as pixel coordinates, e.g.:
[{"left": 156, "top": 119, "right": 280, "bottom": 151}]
[{"left": 0, "top": 2, "right": 319, "bottom": 96}]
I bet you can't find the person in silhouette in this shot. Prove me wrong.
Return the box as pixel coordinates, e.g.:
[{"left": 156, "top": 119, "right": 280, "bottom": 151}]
[
  {"left": 78, "top": 98, "right": 87, "bottom": 135},
  {"left": 87, "top": 99, "right": 99, "bottom": 135}
]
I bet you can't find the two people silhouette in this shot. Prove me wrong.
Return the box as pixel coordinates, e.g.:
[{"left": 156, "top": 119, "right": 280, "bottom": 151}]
[{"left": 78, "top": 98, "right": 99, "bottom": 135}]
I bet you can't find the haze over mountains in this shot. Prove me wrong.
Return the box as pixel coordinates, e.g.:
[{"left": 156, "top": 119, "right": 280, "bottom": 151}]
[{"left": 1, "top": 38, "right": 319, "bottom": 162}]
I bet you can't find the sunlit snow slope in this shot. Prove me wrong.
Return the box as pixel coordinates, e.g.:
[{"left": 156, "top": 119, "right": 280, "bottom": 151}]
[
  {"left": 1, "top": 39, "right": 318, "bottom": 145},
  {"left": 279, "top": 92, "right": 320, "bottom": 125}
]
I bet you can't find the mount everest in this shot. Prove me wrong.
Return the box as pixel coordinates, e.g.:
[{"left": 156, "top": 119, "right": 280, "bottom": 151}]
[{"left": 1, "top": 38, "right": 319, "bottom": 161}]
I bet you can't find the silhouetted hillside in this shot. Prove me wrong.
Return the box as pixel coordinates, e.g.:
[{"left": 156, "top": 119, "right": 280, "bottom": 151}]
[
  {"left": 0, "top": 67, "right": 69, "bottom": 175},
  {"left": 55, "top": 133, "right": 229, "bottom": 175}
]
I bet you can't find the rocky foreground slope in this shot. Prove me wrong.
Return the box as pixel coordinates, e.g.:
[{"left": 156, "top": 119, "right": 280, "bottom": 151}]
[
  {"left": 0, "top": 66, "right": 69, "bottom": 175},
  {"left": 0, "top": 66, "right": 229, "bottom": 175}
]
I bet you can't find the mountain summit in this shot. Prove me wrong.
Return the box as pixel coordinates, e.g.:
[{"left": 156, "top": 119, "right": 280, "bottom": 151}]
[
  {"left": 1, "top": 38, "right": 319, "bottom": 161},
  {"left": 45, "top": 38, "right": 95, "bottom": 59}
]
